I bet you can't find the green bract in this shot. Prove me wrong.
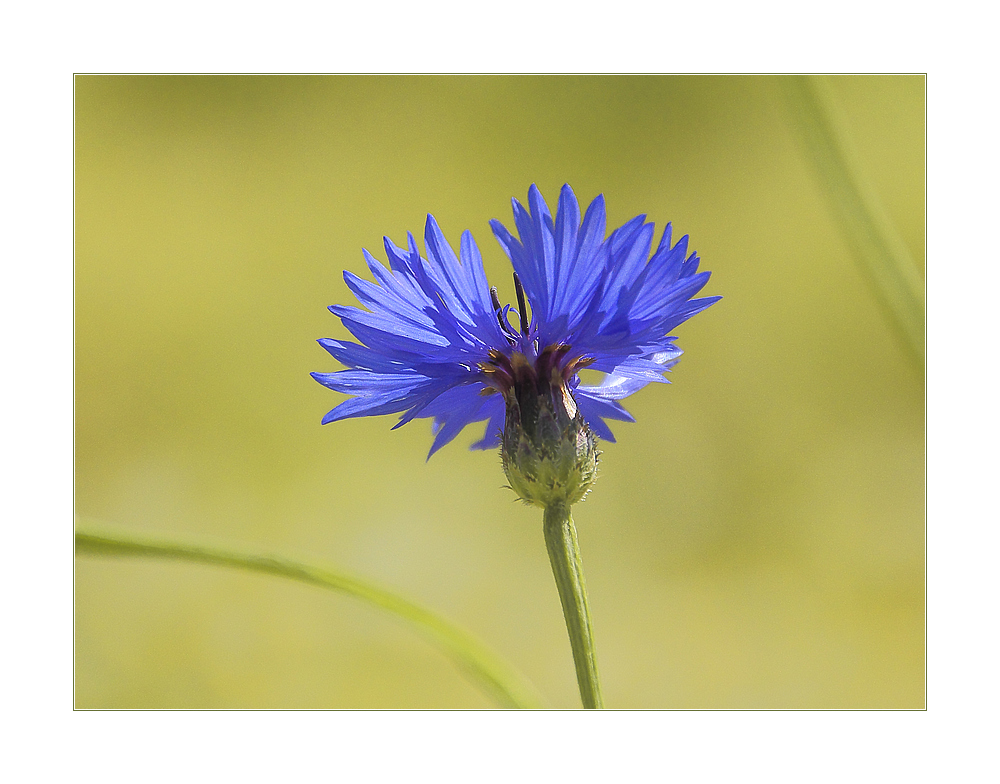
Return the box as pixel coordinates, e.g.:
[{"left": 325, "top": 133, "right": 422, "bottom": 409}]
[{"left": 500, "top": 349, "right": 599, "bottom": 507}]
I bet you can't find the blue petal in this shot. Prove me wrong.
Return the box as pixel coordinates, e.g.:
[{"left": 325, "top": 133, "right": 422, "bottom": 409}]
[
  {"left": 363, "top": 249, "right": 430, "bottom": 308},
  {"left": 343, "top": 270, "right": 439, "bottom": 334},
  {"left": 577, "top": 404, "right": 617, "bottom": 442},
  {"left": 335, "top": 315, "right": 464, "bottom": 363},
  {"left": 319, "top": 381, "right": 435, "bottom": 424},
  {"left": 527, "top": 184, "right": 557, "bottom": 320},
  {"left": 575, "top": 389, "right": 635, "bottom": 424},
  {"left": 470, "top": 397, "right": 505, "bottom": 450},
  {"left": 318, "top": 339, "right": 408, "bottom": 374},
  {"left": 576, "top": 373, "right": 651, "bottom": 401},
  {"left": 330, "top": 304, "right": 451, "bottom": 348},
  {"left": 554, "top": 191, "right": 605, "bottom": 321},
  {"left": 311, "top": 369, "right": 428, "bottom": 393},
  {"left": 597, "top": 221, "right": 654, "bottom": 317},
  {"left": 425, "top": 386, "right": 497, "bottom": 458},
  {"left": 459, "top": 230, "right": 508, "bottom": 346},
  {"left": 509, "top": 196, "right": 549, "bottom": 321},
  {"left": 659, "top": 295, "right": 723, "bottom": 333},
  {"left": 424, "top": 214, "right": 481, "bottom": 326},
  {"left": 552, "top": 184, "right": 581, "bottom": 316},
  {"left": 391, "top": 379, "right": 480, "bottom": 430}
]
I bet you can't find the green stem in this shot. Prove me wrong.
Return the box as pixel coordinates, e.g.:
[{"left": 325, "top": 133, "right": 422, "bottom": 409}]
[
  {"left": 75, "top": 521, "right": 543, "bottom": 709},
  {"left": 782, "top": 75, "right": 925, "bottom": 370},
  {"left": 542, "top": 504, "right": 603, "bottom": 709}
]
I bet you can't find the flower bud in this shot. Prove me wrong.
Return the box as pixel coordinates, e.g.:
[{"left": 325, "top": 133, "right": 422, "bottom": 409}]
[{"left": 499, "top": 349, "right": 599, "bottom": 508}]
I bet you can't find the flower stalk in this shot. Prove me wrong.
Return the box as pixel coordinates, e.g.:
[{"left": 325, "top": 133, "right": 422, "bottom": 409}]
[{"left": 543, "top": 503, "right": 603, "bottom": 709}]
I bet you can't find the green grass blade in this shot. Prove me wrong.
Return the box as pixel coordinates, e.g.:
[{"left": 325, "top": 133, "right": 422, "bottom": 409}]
[
  {"left": 782, "top": 75, "right": 925, "bottom": 369},
  {"left": 75, "top": 521, "right": 544, "bottom": 709}
]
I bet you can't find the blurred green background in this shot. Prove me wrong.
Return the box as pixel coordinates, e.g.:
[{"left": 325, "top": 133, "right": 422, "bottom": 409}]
[{"left": 75, "top": 75, "right": 924, "bottom": 708}]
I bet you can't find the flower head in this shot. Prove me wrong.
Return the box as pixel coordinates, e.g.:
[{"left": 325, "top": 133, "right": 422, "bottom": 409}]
[{"left": 312, "top": 185, "right": 720, "bottom": 476}]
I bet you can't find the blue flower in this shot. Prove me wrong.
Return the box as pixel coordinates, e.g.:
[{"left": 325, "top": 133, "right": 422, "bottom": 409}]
[{"left": 312, "top": 184, "right": 719, "bottom": 459}]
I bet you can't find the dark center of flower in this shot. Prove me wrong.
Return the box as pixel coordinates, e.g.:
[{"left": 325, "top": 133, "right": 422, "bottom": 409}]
[
  {"left": 482, "top": 273, "right": 595, "bottom": 400},
  {"left": 480, "top": 345, "right": 594, "bottom": 409}
]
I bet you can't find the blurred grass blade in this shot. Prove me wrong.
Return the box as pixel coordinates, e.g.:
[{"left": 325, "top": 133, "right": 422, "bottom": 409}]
[
  {"left": 75, "top": 521, "right": 544, "bottom": 709},
  {"left": 783, "top": 75, "right": 925, "bottom": 368}
]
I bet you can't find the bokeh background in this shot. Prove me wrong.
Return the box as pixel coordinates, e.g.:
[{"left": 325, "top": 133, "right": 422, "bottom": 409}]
[{"left": 75, "top": 75, "right": 924, "bottom": 709}]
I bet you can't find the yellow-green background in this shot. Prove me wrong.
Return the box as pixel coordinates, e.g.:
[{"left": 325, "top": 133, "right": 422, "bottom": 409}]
[{"left": 75, "top": 75, "right": 924, "bottom": 708}]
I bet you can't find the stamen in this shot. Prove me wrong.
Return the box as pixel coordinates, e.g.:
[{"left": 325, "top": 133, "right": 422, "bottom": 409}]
[
  {"left": 566, "top": 355, "right": 596, "bottom": 374},
  {"left": 513, "top": 272, "right": 529, "bottom": 336},
  {"left": 491, "top": 286, "right": 518, "bottom": 345}
]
